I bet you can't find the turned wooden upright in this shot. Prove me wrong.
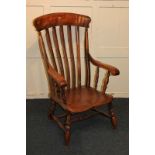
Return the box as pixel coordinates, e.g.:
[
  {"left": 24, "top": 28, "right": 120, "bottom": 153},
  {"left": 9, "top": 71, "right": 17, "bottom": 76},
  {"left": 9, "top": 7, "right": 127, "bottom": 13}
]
[{"left": 33, "top": 12, "right": 120, "bottom": 145}]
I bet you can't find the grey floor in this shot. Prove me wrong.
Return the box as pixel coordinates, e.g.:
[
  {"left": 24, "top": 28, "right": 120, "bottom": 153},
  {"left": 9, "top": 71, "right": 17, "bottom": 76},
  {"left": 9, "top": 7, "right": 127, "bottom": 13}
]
[{"left": 26, "top": 98, "right": 129, "bottom": 155}]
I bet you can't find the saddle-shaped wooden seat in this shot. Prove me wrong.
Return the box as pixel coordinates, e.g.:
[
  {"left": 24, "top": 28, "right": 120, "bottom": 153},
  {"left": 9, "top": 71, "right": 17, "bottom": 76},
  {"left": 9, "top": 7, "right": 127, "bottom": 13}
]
[{"left": 65, "top": 86, "right": 113, "bottom": 113}]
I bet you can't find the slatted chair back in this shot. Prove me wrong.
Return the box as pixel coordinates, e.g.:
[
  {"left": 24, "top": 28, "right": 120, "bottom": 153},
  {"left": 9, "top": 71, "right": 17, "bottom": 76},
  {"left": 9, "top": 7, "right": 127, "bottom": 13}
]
[{"left": 33, "top": 12, "right": 91, "bottom": 90}]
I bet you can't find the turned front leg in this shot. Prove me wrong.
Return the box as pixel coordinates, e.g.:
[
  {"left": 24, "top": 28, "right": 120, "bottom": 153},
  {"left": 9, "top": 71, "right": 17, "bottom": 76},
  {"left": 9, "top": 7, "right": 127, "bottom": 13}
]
[{"left": 64, "top": 112, "right": 71, "bottom": 145}]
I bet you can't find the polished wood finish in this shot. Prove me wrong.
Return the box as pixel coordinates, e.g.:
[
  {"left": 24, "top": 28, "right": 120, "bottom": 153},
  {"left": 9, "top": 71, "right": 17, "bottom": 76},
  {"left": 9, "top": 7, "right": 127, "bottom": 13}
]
[
  {"left": 84, "top": 28, "right": 91, "bottom": 86},
  {"left": 65, "top": 112, "right": 71, "bottom": 145},
  {"left": 94, "top": 66, "right": 99, "bottom": 89},
  {"left": 45, "top": 29, "right": 58, "bottom": 71},
  {"left": 33, "top": 12, "right": 91, "bottom": 31},
  {"left": 47, "top": 64, "right": 67, "bottom": 87},
  {"left": 108, "top": 102, "right": 117, "bottom": 129},
  {"left": 52, "top": 26, "right": 64, "bottom": 76},
  {"left": 101, "top": 70, "right": 110, "bottom": 94},
  {"left": 88, "top": 53, "right": 120, "bottom": 76},
  {"left": 65, "top": 87, "right": 113, "bottom": 113},
  {"left": 75, "top": 26, "right": 81, "bottom": 87},
  {"left": 67, "top": 25, "right": 76, "bottom": 88},
  {"left": 59, "top": 26, "right": 70, "bottom": 89},
  {"left": 33, "top": 12, "right": 120, "bottom": 145}
]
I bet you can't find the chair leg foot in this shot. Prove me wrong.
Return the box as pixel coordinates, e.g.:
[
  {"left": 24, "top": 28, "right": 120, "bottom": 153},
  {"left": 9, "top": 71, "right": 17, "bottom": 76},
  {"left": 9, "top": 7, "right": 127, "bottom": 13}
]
[
  {"left": 111, "top": 112, "right": 117, "bottom": 129},
  {"left": 64, "top": 113, "right": 71, "bottom": 145},
  {"left": 108, "top": 103, "right": 117, "bottom": 129},
  {"left": 65, "top": 126, "right": 71, "bottom": 145}
]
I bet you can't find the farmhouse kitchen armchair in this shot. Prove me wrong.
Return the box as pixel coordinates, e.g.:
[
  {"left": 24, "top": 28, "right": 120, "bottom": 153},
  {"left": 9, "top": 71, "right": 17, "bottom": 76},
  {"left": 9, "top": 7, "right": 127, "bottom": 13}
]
[{"left": 33, "top": 12, "right": 120, "bottom": 145}]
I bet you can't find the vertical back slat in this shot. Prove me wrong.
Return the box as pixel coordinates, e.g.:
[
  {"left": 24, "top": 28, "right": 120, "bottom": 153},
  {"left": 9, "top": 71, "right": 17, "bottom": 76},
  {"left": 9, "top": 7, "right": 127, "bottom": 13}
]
[
  {"left": 84, "top": 28, "right": 90, "bottom": 87},
  {"left": 75, "top": 26, "right": 81, "bottom": 87},
  {"left": 67, "top": 25, "right": 76, "bottom": 88},
  {"left": 59, "top": 26, "right": 70, "bottom": 89},
  {"left": 49, "top": 79, "right": 55, "bottom": 96},
  {"left": 38, "top": 32, "right": 55, "bottom": 95},
  {"left": 45, "top": 28, "right": 58, "bottom": 72},
  {"left": 94, "top": 66, "right": 99, "bottom": 89},
  {"left": 52, "top": 26, "right": 64, "bottom": 76},
  {"left": 38, "top": 31, "right": 49, "bottom": 69}
]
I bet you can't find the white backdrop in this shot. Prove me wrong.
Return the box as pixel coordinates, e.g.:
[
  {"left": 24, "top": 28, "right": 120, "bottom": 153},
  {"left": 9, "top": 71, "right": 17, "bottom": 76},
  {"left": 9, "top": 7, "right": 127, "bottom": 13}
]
[{"left": 26, "top": 0, "right": 129, "bottom": 98}]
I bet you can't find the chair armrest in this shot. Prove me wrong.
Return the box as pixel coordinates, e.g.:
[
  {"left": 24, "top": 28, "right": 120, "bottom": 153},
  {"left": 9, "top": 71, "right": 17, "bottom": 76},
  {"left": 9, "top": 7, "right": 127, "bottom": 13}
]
[
  {"left": 47, "top": 64, "right": 67, "bottom": 87},
  {"left": 88, "top": 53, "right": 120, "bottom": 76}
]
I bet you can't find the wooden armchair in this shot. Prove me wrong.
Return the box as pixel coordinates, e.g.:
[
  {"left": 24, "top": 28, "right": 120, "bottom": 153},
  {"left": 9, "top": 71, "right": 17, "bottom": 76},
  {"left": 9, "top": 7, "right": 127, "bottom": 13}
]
[{"left": 33, "top": 12, "right": 120, "bottom": 145}]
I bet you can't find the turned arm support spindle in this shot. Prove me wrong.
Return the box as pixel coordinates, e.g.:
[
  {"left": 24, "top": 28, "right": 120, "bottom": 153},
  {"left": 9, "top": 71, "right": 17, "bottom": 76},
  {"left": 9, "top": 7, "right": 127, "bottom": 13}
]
[
  {"left": 88, "top": 53, "right": 120, "bottom": 76},
  {"left": 89, "top": 53, "right": 120, "bottom": 94}
]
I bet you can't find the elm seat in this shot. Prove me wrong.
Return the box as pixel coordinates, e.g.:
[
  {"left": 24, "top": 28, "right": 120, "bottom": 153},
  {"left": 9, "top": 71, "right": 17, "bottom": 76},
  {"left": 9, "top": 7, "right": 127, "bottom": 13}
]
[
  {"left": 33, "top": 12, "right": 120, "bottom": 145},
  {"left": 66, "top": 86, "right": 113, "bottom": 113}
]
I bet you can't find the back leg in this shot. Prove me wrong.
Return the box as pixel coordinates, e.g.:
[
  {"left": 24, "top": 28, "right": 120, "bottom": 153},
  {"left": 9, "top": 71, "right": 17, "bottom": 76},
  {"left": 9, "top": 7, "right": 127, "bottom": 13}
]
[{"left": 48, "top": 101, "right": 56, "bottom": 120}]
